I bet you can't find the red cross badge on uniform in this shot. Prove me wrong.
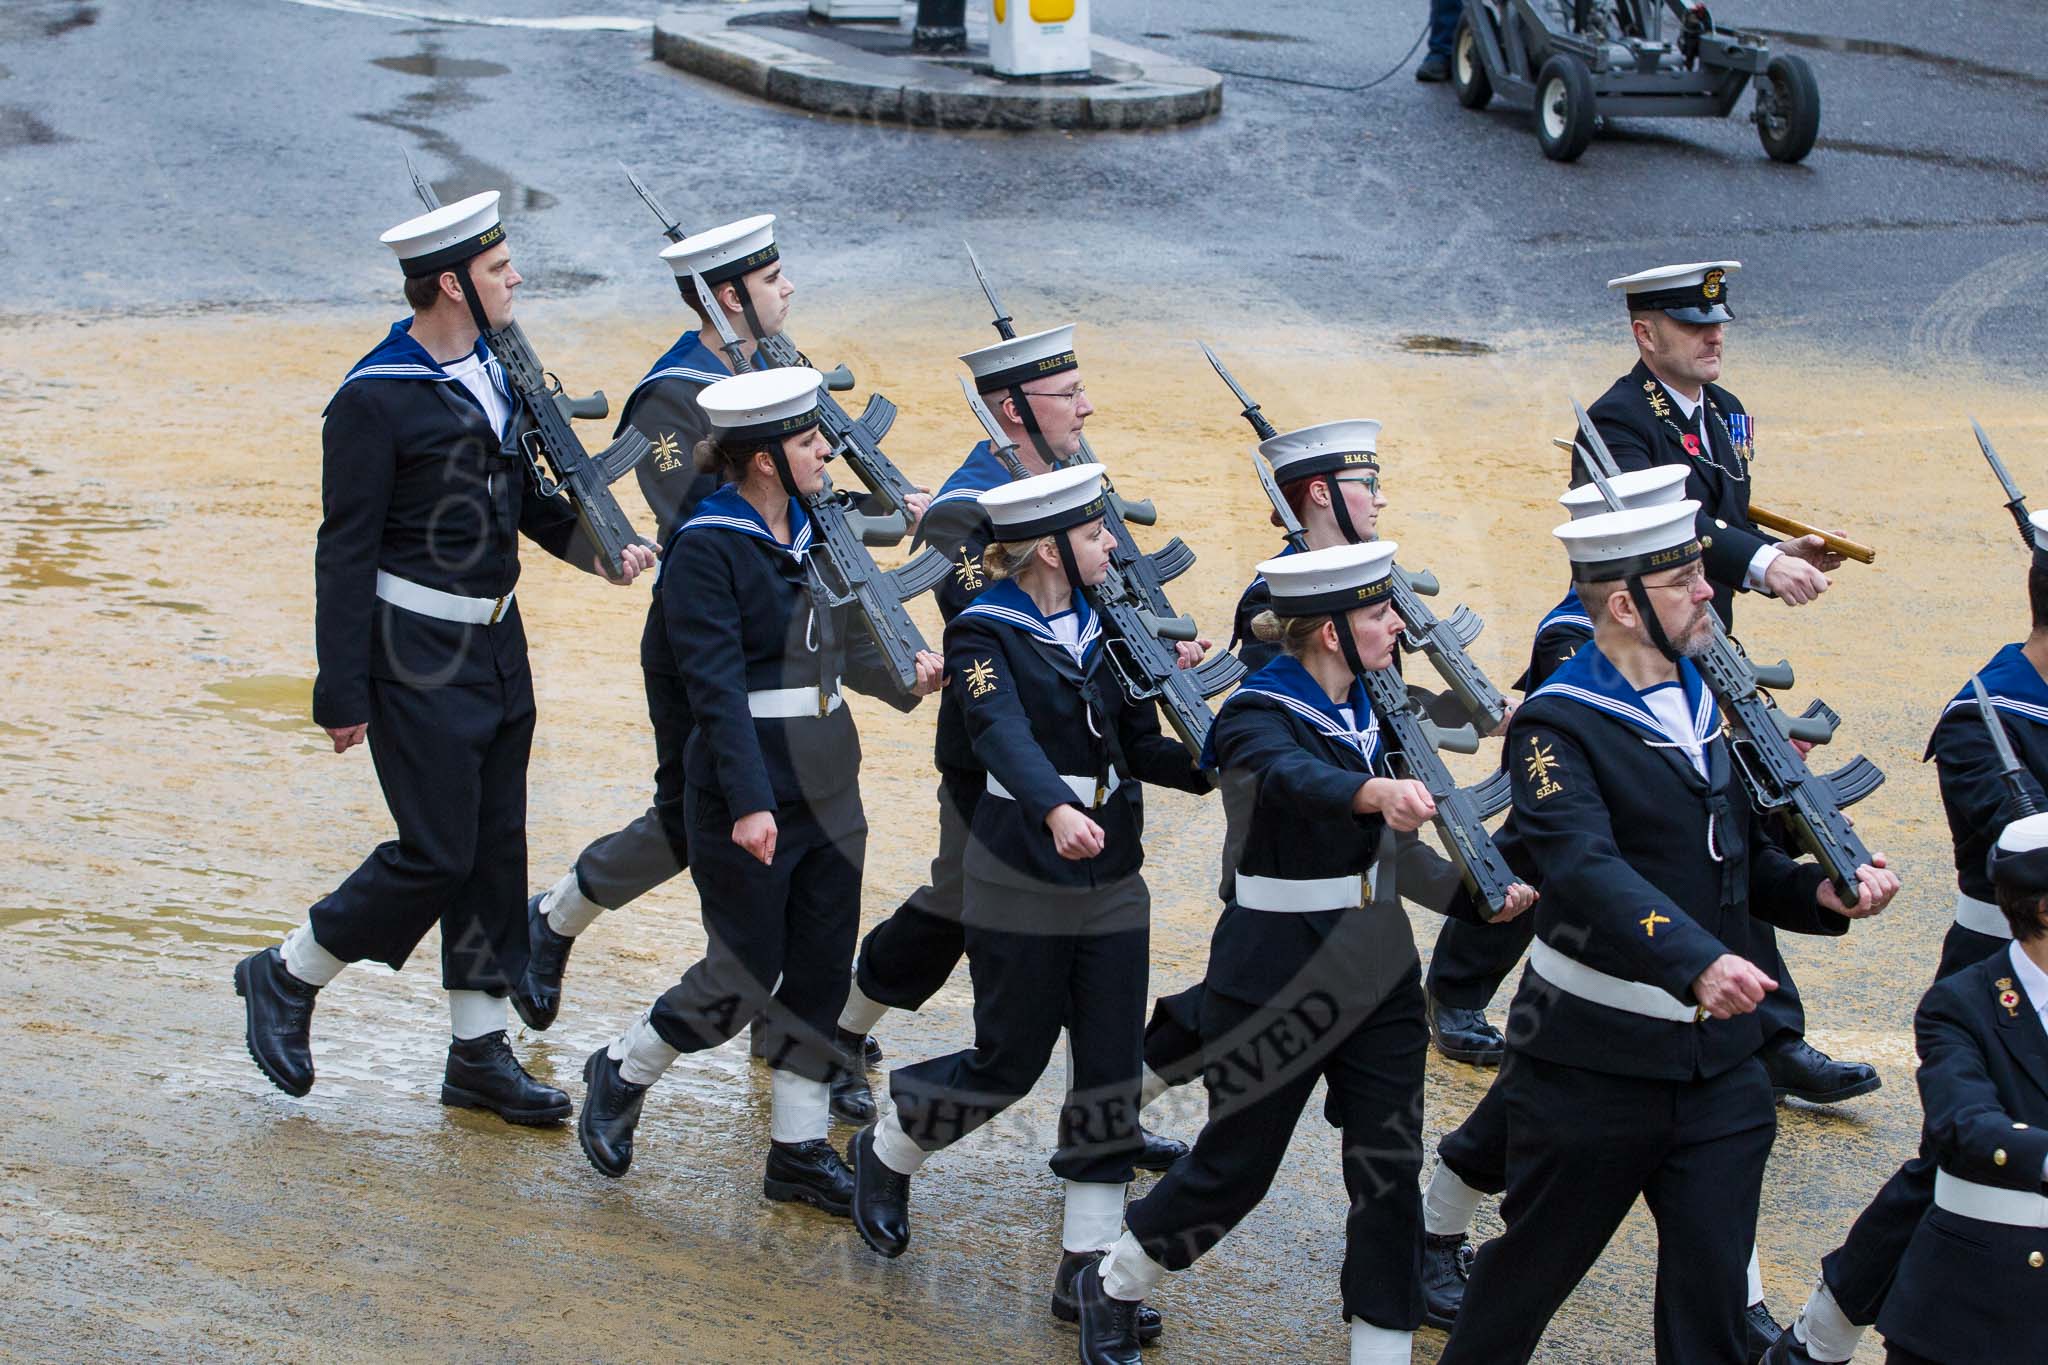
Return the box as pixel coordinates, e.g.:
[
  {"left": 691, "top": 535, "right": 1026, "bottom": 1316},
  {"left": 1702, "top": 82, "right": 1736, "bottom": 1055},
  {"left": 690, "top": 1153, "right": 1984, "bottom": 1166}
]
[{"left": 1682, "top": 433, "right": 1703, "bottom": 459}]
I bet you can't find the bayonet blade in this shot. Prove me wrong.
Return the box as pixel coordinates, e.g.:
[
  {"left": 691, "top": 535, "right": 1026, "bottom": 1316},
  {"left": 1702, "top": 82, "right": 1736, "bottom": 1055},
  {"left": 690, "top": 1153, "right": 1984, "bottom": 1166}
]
[
  {"left": 621, "top": 162, "right": 686, "bottom": 243},
  {"left": 1973, "top": 417, "right": 2028, "bottom": 506},
  {"left": 962, "top": 241, "right": 1013, "bottom": 337},
  {"left": 1974, "top": 675, "right": 2027, "bottom": 776},
  {"left": 958, "top": 377, "right": 1026, "bottom": 477},
  {"left": 1570, "top": 399, "right": 1625, "bottom": 510},
  {"left": 1199, "top": 340, "right": 1259, "bottom": 414},
  {"left": 404, "top": 151, "right": 440, "bottom": 211},
  {"left": 687, "top": 265, "right": 751, "bottom": 372}
]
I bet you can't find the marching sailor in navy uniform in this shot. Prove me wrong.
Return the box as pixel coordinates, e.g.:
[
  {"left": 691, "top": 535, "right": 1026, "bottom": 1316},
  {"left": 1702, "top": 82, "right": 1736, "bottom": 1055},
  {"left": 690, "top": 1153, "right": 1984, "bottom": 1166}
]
[
  {"left": 515, "top": 216, "right": 903, "bottom": 1034},
  {"left": 1768, "top": 515, "right": 2048, "bottom": 1364},
  {"left": 1867, "top": 813, "right": 2048, "bottom": 1365},
  {"left": 1579, "top": 261, "right": 1876, "bottom": 1112},
  {"left": 1425, "top": 465, "right": 1692, "bottom": 1075},
  {"left": 234, "top": 191, "right": 656, "bottom": 1119},
  {"left": 1438, "top": 499, "right": 1896, "bottom": 1365},
  {"left": 833, "top": 326, "right": 1195, "bottom": 1167},
  {"left": 1075, "top": 542, "right": 1537, "bottom": 1365},
  {"left": 846, "top": 466, "right": 1212, "bottom": 1326},
  {"left": 575, "top": 367, "right": 942, "bottom": 1214}
]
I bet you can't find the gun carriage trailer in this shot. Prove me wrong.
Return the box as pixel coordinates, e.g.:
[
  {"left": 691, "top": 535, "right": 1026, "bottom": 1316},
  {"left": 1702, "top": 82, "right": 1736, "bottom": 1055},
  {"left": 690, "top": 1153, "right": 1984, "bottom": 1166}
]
[{"left": 1451, "top": 0, "right": 1820, "bottom": 163}]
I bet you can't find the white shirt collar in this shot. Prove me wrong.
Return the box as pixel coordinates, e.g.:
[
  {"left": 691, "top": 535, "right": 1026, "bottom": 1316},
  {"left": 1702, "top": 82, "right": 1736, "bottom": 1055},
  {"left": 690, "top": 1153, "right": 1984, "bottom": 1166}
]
[
  {"left": 1658, "top": 379, "right": 1704, "bottom": 422},
  {"left": 2008, "top": 940, "right": 2048, "bottom": 1024}
]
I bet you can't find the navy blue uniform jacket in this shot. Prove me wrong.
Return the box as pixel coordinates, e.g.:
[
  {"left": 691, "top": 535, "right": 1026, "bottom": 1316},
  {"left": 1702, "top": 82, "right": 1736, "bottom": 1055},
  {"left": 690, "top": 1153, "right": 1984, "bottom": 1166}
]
[
  {"left": 945, "top": 580, "right": 1207, "bottom": 891},
  {"left": 1504, "top": 644, "right": 1845, "bottom": 1080},
  {"left": 313, "top": 321, "right": 583, "bottom": 729},
  {"left": 1929, "top": 643, "right": 2048, "bottom": 906},
  {"left": 662, "top": 486, "right": 921, "bottom": 825}
]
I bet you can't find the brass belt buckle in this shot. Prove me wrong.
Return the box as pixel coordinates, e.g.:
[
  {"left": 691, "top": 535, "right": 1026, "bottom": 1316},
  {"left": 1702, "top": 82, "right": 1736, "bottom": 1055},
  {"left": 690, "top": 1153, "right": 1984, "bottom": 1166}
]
[
  {"left": 1093, "top": 778, "right": 1108, "bottom": 808},
  {"left": 1693, "top": 1004, "right": 1709, "bottom": 1024},
  {"left": 488, "top": 594, "right": 510, "bottom": 625}
]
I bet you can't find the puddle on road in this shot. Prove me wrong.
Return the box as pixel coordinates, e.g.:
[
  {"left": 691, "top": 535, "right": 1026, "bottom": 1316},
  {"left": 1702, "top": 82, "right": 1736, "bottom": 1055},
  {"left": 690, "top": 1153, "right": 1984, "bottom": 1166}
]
[
  {"left": 0, "top": 105, "right": 63, "bottom": 149},
  {"left": 1818, "top": 137, "right": 2048, "bottom": 186},
  {"left": 197, "top": 675, "right": 313, "bottom": 733},
  {"left": 1760, "top": 30, "right": 2048, "bottom": 95},
  {"left": 1399, "top": 334, "right": 1495, "bottom": 356},
  {"left": 1, "top": 497, "right": 162, "bottom": 590},
  {"left": 1190, "top": 28, "right": 1309, "bottom": 45},
  {"left": 371, "top": 54, "right": 509, "bottom": 81},
  {"left": 42, "top": 5, "right": 97, "bottom": 39}
]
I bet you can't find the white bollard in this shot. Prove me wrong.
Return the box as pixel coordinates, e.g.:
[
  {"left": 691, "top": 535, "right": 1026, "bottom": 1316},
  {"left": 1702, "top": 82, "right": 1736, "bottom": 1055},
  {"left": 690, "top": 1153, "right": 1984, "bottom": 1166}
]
[
  {"left": 812, "top": 0, "right": 901, "bottom": 21},
  {"left": 988, "top": 0, "right": 1092, "bottom": 78}
]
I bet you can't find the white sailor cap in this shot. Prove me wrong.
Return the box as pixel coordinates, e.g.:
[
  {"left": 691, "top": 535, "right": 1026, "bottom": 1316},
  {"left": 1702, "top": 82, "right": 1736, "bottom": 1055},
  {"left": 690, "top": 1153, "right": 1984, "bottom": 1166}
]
[
  {"left": 1607, "top": 260, "right": 1740, "bottom": 325},
  {"left": 381, "top": 190, "right": 505, "bottom": 279},
  {"left": 661, "top": 214, "right": 779, "bottom": 285},
  {"left": 698, "top": 367, "right": 823, "bottom": 445},
  {"left": 1990, "top": 811, "right": 2048, "bottom": 897},
  {"left": 2027, "top": 509, "right": 2048, "bottom": 562},
  {"left": 978, "top": 465, "right": 1106, "bottom": 540},
  {"left": 1557, "top": 465, "right": 1692, "bottom": 520},
  {"left": 960, "top": 324, "right": 1078, "bottom": 395},
  {"left": 1554, "top": 500, "right": 1703, "bottom": 583},
  {"left": 1259, "top": 420, "right": 1382, "bottom": 483},
  {"left": 1255, "top": 541, "right": 1400, "bottom": 617}
]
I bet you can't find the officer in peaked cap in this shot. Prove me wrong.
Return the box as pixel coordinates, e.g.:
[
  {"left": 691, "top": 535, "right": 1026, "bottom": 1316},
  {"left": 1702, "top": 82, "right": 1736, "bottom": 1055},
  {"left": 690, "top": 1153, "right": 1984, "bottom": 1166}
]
[
  {"left": 1577, "top": 261, "right": 1878, "bottom": 1116},
  {"left": 1438, "top": 500, "right": 1895, "bottom": 1365},
  {"left": 233, "top": 190, "right": 654, "bottom": 1123}
]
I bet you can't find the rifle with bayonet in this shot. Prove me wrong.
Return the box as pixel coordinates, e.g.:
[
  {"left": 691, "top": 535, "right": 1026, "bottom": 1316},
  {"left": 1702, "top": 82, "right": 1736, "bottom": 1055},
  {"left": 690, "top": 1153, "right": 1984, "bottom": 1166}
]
[
  {"left": 620, "top": 165, "right": 926, "bottom": 545},
  {"left": 958, "top": 378, "right": 1235, "bottom": 759},
  {"left": 962, "top": 243, "right": 1208, "bottom": 623},
  {"left": 1571, "top": 401, "right": 1884, "bottom": 902},
  {"left": 1972, "top": 418, "right": 2040, "bottom": 556},
  {"left": 1972, "top": 675, "right": 2041, "bottom": 821},
  {"left": 405, "top": 158, "right": 648, "bottom": 577},
  {"left": 1201, "top": 341, "right": 1510, "bottom": 734},
  {"left": 685, "top": 264, "right": 946, "bottom": 693}
]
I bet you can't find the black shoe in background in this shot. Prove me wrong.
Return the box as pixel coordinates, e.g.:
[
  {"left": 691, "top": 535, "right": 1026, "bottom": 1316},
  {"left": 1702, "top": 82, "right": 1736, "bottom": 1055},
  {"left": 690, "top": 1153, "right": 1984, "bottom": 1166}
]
[
  {"left": 235, "top": 947, "right": 318, "bottom": 1097},
  {"left": 511, "top": 893, "right": 575, "bottom": 1032},
  {"left": 577, "top": 1048, "right": 647, "bottom": 1176},
  {"left": 441, "top": 1031, "right": 571, "bottom": 1125},
  {"left": 764, "top": 1138, "right": 855, "bottom": 1217}
]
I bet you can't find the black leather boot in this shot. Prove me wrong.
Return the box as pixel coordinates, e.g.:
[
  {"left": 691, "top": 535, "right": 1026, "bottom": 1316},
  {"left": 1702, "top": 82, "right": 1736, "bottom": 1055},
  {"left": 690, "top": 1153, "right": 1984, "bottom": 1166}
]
[
  {"left": 1075, "top": 1254, "right": 1144, "bottom": 1365},
  {"left": 764, "top": 1139, "right": 855, "bottom": 1217},
  {"left": 1426, "top": 989, "right": 1506, "bottom": 1066},
  {"left": 441, "top": 1031, "right": 571, "bottom": 1125},
  {"left": 1744, "top": 1301, "right": 1784, "bottom": 1363},
  {"left": 1051, "top": 1250, "right": 1162, "bottom": 1344},
  {"left": 1761, "top": 1036, "right": 1880, "bottom": 1104},
  {"left": 862, "top": 1033, "right": 883, "bottom": 1065},
  {"left": 847, "top": 1123, "right": 912, "bottom": 1257},
  {"left": 577, "top": 1048, "right": 647, "bottom": 1177},
  {"left": 511, "top": 893, "right": 575, "bottom": 1032},
  {"left": 235, "top": 947, "right": 318, "bottom": 1097},
  {"left": 1760, "top": 1325, "right": 1827, "bottom": 1364},
  {"left": 1132, "top": 1126, "right": 1188, "bottom": 1174},
  {"left": 1421, "top": 1231, "right": 1473, "bottom": 1328},
  {"left": 830, "top": 1029, "right": 876, "bottom": 1125}
]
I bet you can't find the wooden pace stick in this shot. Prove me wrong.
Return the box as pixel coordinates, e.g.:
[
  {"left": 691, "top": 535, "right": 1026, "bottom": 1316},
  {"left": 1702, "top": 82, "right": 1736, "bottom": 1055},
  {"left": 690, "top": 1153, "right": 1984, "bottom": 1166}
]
[{"left": 1547, "top": 436, "right": 1875, "bottom": 564}]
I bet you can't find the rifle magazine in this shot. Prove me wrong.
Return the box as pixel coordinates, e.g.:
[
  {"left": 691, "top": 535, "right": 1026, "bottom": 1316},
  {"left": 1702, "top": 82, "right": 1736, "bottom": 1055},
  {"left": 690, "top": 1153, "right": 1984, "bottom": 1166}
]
[
  {"left": 597, "top": 430, "right": 652, "bottom": 482},
  {"left": 1190, "top": 651, "right": 1248, "bottom": 697},
  {"left": 1822, "top": 756, "right": 1886, "bottom": 809},
  {"left": 888, "top": 548, "right": 952, "bottom": 601},
  {"left": 1468, "top": 768, "right": 1514, "bottom": 820},
  {"left": 857, "top": 393, "right": 897, "bottom": 444},
  {"left": 1145, "top": 538, "right": 1197, "bottom": 584}
]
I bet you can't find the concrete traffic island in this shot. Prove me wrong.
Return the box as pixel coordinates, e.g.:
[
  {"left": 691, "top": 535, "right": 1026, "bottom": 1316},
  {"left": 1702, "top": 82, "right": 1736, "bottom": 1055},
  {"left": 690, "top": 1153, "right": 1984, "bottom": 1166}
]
[{"left": 652, "top": 5, "right": 1223, "bottom": 130}]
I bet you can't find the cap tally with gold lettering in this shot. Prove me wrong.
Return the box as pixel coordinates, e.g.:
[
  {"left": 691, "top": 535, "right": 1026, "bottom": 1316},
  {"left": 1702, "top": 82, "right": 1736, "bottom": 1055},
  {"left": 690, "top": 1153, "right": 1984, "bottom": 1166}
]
[
  {"left": 1256, "top": 541, "right": 1401, "bottom": 616},
  {"left": 1990, "top": 811, "right": 2048, "bottom": 897},
  {"left": 977, "top": 465, "right": 1106, "bottom": 539},
  {"left": 698, "top": 367, "right": 823, "bottom": 445},
  {"left": 1555, "top": 500, "right": 1704, "bottom": 582},
  {"left": 381, "top": 191, "right": 506, "bottom": 278},
  {"left": 960, "top": 324, "right": 1078, "bottom": 395},
  {"left": 1608, "top": 260, "right": 1740, "bottom": 325},
  {"left": 1260, "top": 420, "right": 1382, "bottom": 483},
  {"left": 1557, "top": 465, "right": 1692, "bottom": 520},
  {"left": 661, "top": 214, "right": 778, "bottom": 284}
]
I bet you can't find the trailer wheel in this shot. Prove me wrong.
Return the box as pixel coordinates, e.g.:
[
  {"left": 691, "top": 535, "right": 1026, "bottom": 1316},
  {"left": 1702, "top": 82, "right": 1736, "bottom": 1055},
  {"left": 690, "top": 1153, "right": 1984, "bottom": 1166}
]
[
  {"left": 1533, "top": 54, "right": 1595, "bottom": 162},
  {"left": 1755, "top": 53, "right": 1820, "bottom": 163},
  {"left": 1452, "top": 17, "right": 1492, "bottom": 109}
]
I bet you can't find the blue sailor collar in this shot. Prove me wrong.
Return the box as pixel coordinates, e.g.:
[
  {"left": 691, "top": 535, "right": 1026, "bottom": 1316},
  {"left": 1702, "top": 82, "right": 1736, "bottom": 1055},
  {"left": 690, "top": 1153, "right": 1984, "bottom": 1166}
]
[
  {"left": 927, "top": 441, "right": 1011, "bottom": 512},
  {"left": 628, "top": 330, "right": 732, "bottom": 405},
  {"left": 1245, "top": 538, "right": 1302, "bottom": 593},
  {"left": 1945, "top": 642, "right": 2048, "bottom": 728},
  {"left": 1212, "top": 653, "right": 1381, "bottom": 770},
  {"left": 956, "top": 578, "right": 1101, "bottom": 665},
  {"left": 1537, "top": 585, "right": 1592, "bottom": 635},
  {"left": 335, "top": 318, "right": 509, "bottom": 401},
  {"left": 1530, "top": 640, "right": 1720, "bottom": 751},
  {"left": 678, "top": 483, "right": 814, "bottom": 558}
]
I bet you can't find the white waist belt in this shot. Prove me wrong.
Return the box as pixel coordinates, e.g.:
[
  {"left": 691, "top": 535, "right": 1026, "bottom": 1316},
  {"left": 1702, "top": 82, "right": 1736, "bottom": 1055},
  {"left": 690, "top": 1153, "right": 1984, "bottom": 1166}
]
[
  {"left": 986, "top": 769, "right": 1121, "bottom": 808},
  {"left": 1234, "top": 871, "right": 1366, "bottom": 914},
  {"left": 375, "top": 570, "right": 512, "bottom": 625},
  {"left": 747, "top": 685, "right": 843, "bottom": 719},
  {"left": 1935, "top": 1170, "right": 2048, "bottom": 1228},
  {"left": 1527, "top": 939, "right": 1702, "bottom": 1024},
  {"left": 1954, "top": 892, "right": 2015, "bottom": 940}
]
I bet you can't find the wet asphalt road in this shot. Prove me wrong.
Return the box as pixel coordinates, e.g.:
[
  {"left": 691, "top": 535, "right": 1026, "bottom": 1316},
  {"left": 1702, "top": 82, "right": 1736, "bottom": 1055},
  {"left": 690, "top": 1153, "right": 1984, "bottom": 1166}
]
[{"left": 2, "top": 0, "right": 2045, "bottom": 365}]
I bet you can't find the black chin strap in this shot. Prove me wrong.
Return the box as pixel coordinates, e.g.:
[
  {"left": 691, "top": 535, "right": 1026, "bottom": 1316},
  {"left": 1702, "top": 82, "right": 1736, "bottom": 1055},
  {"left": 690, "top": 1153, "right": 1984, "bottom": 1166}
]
[
  {"left": 1051, "top": 529, "right": 1086, "bottom": 591},
  {"left": 1323, "top": 472, "right": 1365, "bottom": 545},
  {"left": 1332, "top": 608, "right": 1372, "bottom": 689},
  {"left": 765, "top": 442, "right": 802, "bottom": 501},
  {"left": 732, "top": 276, "right": 770, "bottom": 363},
  {"left": 1005, "top": 384, "right": 1060, "bottom": 465},
  {"left": 1626, "top": 576, "right": 1684, "bottom": 663}
]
